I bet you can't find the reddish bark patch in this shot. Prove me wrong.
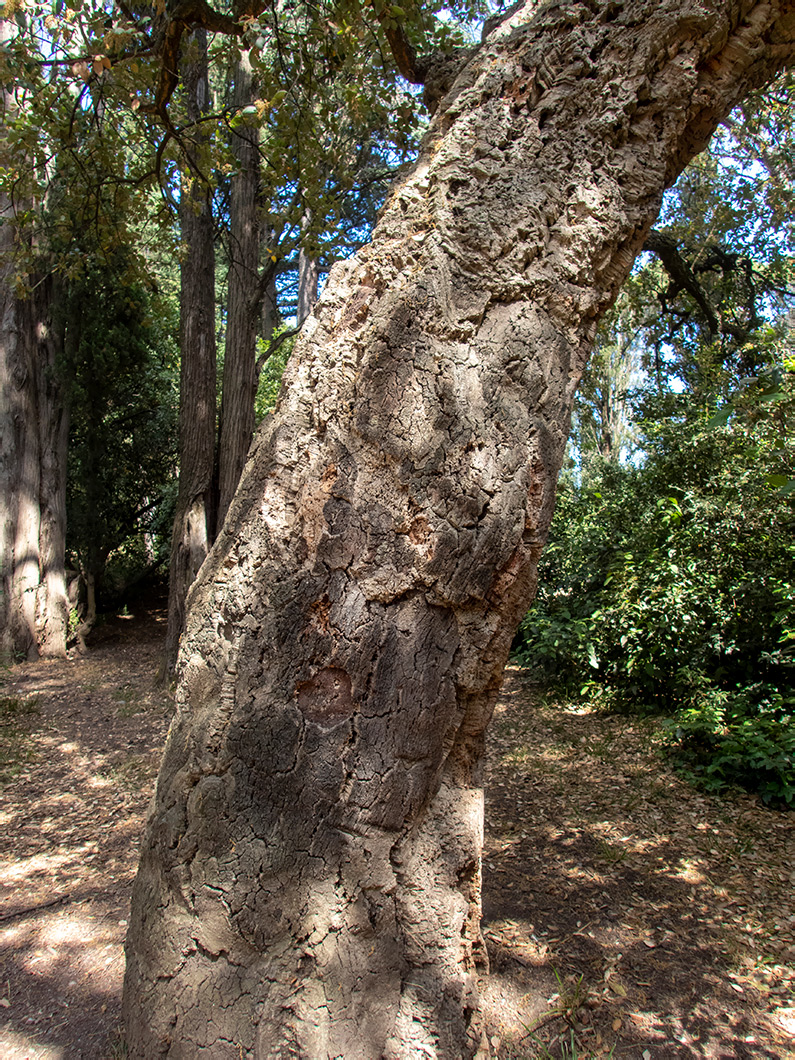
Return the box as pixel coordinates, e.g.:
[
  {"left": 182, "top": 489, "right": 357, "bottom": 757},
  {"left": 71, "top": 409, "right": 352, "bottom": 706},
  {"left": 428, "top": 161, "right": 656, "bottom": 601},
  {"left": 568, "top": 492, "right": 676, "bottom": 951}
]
[
  {"left": 307, "top": 594, "right": 332, "bottom": 633},
  {"left": 294, "top": 666, "right": 356, "bottom": 724}
]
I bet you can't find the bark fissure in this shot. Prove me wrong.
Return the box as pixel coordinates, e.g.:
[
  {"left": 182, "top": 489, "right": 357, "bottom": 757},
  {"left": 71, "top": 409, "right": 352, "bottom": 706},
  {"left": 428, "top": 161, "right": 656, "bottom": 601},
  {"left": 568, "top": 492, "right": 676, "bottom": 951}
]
[{"left": 125, "top": 2, "right": 795, "bottom": 1056}]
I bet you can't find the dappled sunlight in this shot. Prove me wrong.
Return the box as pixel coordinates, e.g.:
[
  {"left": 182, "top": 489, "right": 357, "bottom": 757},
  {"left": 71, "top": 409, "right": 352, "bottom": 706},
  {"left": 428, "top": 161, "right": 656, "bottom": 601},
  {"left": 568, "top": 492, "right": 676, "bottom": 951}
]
[
  {"left": 0, "top": 613, "right": 169, "bottom": 1057},
  {"left": 86, "top": 774, "right": 114, "bottom": 788},
  {"left": 1, "top": 851, "right": 77, "bottom": 884},
  {"left": 15, "top": 906, "right": 125, "bottom": 991},
  {"left": 669, "top": 857, "right": 708, "bottom": 885},
  {"left": 0, "top": 1026, "right": 65, "bottom": 1060},
  {"left": 481, "top": 671, "right": 795, "bottom": 1057}
]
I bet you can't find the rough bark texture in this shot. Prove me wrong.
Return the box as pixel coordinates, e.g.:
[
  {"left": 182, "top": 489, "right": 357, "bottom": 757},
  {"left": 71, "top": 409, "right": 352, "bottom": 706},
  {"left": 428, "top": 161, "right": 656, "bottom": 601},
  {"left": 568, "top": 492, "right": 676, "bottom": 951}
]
[
  {"left": 0, "top": 269, "right": 69, "bottom": 661},
  {"left": 0, "top": 18, "right": 14, "bottom": 657},
  {"left": 125, "top": 1, "right": 795, "bottom": 1056},
  {"left": 164, "top": 30, "right": 218, "bottom": 676},
  {"left": 23, "top": 276, "right": 70, "bottom": 658},
  {"left": 217, "top": 53, "right": 262, "bottom": 530},
  {"left": 1, "top": 20, "right": 70, "bottom": 661},
  {"left": 0, "top": 204, "right": 22, "bottom": 658}
]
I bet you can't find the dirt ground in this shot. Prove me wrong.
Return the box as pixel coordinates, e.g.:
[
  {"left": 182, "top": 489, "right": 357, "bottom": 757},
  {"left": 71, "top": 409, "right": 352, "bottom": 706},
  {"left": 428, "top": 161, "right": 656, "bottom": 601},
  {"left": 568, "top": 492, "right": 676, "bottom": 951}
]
[{"left": 1, "top": 605, "right": 793, "bottom": 1059}]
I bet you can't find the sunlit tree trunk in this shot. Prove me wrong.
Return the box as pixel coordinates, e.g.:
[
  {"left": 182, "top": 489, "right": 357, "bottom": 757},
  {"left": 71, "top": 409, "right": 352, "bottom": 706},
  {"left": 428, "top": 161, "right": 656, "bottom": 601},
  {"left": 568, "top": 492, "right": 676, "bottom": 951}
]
[
  {"left": 296, "top": 238, "right": 319, "bottom": 326},
  {"left": 25, "top": 275, "right": 69, "bottom": 657},
  {"left": 0, "top": 18, "right": 70, "bottom": 661},
  {"left": 0, "top": 278, "right": 38, "bottom": 661},
  {"left": 125, "top": 1, "right": 795, "bottom": 1055},
  {"left": 0, "top": 263, "right": 69, "bottom": 660},
  {"left": 164, "top": 30, "right": 218, "bottom": 676}
]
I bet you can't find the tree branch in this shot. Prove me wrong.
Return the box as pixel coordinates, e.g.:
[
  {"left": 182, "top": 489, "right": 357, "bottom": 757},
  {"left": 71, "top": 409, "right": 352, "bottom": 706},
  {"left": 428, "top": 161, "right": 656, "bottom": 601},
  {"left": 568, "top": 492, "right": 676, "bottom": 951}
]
[{"left": 643, "top": 229, "right": 719, "bottom": 336}]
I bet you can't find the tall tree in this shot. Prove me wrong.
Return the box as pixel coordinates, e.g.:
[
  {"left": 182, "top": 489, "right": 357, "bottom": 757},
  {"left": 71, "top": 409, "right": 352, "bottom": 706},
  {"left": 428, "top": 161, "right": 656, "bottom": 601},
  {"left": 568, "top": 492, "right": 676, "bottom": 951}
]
[
  {"left": 217, "top": 51, "right": 263, "bottom": 530},
  {"left": 123, "top": 1, "right": 795, "bottom": 1056},
  {"left": 163, "top": 30, "right": 219, "bottom": 675},
  {"left": 0, "top": 16, "right": 69, "bottom": 660}
]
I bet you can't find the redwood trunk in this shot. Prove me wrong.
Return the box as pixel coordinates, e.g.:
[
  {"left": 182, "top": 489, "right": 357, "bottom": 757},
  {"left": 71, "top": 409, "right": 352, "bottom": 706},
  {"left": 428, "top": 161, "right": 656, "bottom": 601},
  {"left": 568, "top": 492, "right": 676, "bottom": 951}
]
[
  {"left": 164, "top": 30, "right": 218, "bottom": 675},
  {"left": 125, "top": 1, "right": 795, "bottom": 1055},
  {"left": 1, "top": 15, "right": 68, "bottom": 660},
  {"left": 217, "top": 52, "right": 262, "bottom": 529},
  {"left": 27, "top": 275, "right": 69, "bottom": 657},
  {"left": 0, "top": 272, "right": 69, "bottom": 661}
]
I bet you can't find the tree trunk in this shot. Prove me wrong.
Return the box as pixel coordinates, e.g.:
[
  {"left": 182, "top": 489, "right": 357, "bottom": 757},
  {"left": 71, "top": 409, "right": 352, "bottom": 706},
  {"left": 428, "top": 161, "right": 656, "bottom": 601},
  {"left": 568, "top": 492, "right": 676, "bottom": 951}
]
[
  {"left": 124, "top": 1, "right": 795, "bottom": 1055},
  {"left": 297, "top": 232, "right": 319, "bottom": 326},
  {"left": 260, "top": 263, "right": 278, "bottom": 347},
  {"left": 217, "top": 51, "right": 262, "bottom": 530},
  {"left": 0, "top": 270, "right": 69, "bottom": 661},
  {"left": 28, "top": 275, "right": 69, "bottom": 657},
  {"left": 0, "top": 282, "right": 37, "bottom": 662},
  {"left": 0, "top": 17, "right": 15, "bottom": 658},
  {"left": 164, "top": 30, "right": 218, "bottom": 677}
]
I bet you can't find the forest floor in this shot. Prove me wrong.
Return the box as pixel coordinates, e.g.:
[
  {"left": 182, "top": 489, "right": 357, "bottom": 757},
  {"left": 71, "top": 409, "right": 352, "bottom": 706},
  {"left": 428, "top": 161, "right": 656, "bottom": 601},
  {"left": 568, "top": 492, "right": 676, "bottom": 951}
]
[{"left": 0, "top": 605, "right": 793, "bottom": 1060}]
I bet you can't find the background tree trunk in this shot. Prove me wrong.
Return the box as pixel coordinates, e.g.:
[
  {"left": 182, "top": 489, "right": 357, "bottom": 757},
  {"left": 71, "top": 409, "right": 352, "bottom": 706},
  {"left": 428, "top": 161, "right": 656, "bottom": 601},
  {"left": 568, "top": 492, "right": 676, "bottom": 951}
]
[
  {"left": 1, "top": 14, "right": 69, "bottom": 660},
  {"left": 125, "top": 1, "right": 795, "bottom": 1055},
  {"left": 1, "top": 271, "right": 69, "bottom": 661},
  {"left": 27, "top": 274, "right": 69, "bottom": 657},
  {"left": 0, "top": 16, "right": 17, "bottom": 659},
  {"left": 164, "top": 30, "right": 218, "bottom": 677},
  {"left": 297, "top": 223, "right": 319, "bottom": 326},
  {"left": 217, "top": 51, "right": 262, "bottom": 530},
  {"left": 0, "top": 284, "right": 39, "bottom": 662}
]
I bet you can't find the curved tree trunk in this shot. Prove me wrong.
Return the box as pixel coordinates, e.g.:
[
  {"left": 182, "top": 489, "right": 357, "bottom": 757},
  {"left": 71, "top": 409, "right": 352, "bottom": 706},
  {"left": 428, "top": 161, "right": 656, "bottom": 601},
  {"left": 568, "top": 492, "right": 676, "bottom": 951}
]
[
  {"left": 124, "top": 1, "right": 795, "bottom": 1056},
  {"left": 217, "top": 51, "right": 262, "bottom": 530},
  {"left": 164, "top": 30, "right": 218, "bottom": 677}
]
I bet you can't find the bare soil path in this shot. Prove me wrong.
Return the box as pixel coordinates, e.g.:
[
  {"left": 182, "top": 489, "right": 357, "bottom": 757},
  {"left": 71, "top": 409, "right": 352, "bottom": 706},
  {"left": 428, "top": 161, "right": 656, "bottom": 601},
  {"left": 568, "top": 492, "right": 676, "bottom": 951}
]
[{"left": 1, "top": 615, "right": 793, "bottom": 1059}]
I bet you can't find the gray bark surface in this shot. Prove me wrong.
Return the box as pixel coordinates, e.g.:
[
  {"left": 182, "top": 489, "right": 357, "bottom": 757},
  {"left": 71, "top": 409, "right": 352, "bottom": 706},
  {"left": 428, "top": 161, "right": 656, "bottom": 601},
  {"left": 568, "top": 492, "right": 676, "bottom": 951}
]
[
  {"left": 297, "top": 243, "right": 319, "bottom": 326},
  {"left": 125, "top": 1, "right": 795, "bottom": 1056},
  {"left": 164, "top": 30, "right": 218, "bottom": 676}
]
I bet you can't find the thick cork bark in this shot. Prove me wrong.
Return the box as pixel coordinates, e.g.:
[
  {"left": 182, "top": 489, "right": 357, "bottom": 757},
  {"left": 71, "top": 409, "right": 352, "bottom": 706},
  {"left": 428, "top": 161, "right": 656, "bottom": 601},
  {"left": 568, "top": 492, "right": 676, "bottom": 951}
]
[{"left": 124, "top": 1, "right": 795, "bottom": 1055}]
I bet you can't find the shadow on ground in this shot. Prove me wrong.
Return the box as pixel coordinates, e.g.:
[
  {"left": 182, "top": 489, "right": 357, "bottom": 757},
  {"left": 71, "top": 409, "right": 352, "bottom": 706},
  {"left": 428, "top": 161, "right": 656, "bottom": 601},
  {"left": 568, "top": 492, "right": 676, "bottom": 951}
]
[
  {"left": 480, "top": 668, "right": 795, "bottom": 1059},
  {"left": 1, "top": 640, "right": 793, "bottom": 1059}
]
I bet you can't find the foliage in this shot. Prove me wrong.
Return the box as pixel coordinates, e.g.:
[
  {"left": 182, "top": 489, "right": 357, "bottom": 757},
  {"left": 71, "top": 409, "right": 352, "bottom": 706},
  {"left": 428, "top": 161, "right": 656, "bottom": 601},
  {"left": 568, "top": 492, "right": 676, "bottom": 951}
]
[
  {"left": 254, "top": 329, "right": 295, "bottom": 422},
  {"left": 517, "top": 375, "right": 795, "bottom": 805},
  {"left": 63, "top": 243, "right": 179, "bottom": 600},
  {"left": 517, "top": 78, "right": 795, "bottom": 806}
]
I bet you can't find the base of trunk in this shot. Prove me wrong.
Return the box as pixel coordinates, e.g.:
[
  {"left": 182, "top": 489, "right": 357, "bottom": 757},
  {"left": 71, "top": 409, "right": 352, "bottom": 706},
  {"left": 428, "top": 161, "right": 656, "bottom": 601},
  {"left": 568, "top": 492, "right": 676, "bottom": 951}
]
[{"left": 124, "top": 772, "right": 488, "bottom": 1059}]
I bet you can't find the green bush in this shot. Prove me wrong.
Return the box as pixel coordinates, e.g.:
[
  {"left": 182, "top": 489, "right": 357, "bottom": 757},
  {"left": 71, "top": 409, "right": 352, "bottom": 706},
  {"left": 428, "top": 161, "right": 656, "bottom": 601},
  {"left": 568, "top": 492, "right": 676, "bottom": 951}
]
[{"left": 515, "top": 387, "right": 795, "bottom": 805}]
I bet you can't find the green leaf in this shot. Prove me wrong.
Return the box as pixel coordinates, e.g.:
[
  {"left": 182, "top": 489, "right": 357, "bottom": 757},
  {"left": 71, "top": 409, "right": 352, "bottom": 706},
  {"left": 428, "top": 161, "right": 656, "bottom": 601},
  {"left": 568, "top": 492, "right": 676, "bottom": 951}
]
[{"left": 707, "top": 407, "right": 732, "bottom": 428}]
